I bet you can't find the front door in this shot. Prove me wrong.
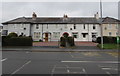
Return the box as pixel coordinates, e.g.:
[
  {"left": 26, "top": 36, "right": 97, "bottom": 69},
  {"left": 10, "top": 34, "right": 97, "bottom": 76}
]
[
  {"left": 45, "top": 33, "right": 48, "bottom": 42},
  {"left": 82, "top": 33, "right": 88, "bottom": 41}
]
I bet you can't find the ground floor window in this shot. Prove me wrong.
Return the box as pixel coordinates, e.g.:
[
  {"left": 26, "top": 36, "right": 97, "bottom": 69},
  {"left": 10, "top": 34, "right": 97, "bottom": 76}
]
[
  {"left": 82, "top": 33, "right": 88, "bottom": 38},
  {"left": 83, "top": 34, "right": 86, "bottom": 38},
  {"left": 34, "top": 32, "right": 41, "bottom": 39},
  {"left": 53, "top": 32, "right": 60, "bottom": 38},
  {"left": 72, "top": 32, "right": 78, "bottom": 38},
  {"left": 92, "top": 33, "right": 97, "bottom": 38},
  {"left": 109, "top": 32, "right": 112, "bottom": 36},
  {"left": 92, "top": 33, "right": 97, "bottom": 41}
]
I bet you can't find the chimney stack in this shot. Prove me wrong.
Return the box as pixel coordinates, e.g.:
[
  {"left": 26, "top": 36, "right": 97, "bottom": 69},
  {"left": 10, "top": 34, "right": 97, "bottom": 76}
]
[
  {"left": 63, "top": 14, "right": 68, "bottom": 18},
  {"left": 32, "top": 12, "right": 37, "bottom": 20},
  {"left": 94, "top": 12, "right": 99, "bottom": 19}
]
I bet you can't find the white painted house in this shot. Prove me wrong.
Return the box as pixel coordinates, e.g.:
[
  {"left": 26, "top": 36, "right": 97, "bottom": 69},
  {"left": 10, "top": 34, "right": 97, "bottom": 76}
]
[{"left": 2, "top": 12, "right": 119, "bottom": 42}]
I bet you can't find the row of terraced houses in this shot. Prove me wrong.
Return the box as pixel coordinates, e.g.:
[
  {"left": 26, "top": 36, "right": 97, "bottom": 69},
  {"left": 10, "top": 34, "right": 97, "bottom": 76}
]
[{"left": 1, "top": 12, "right": 120, "bottom": 42}]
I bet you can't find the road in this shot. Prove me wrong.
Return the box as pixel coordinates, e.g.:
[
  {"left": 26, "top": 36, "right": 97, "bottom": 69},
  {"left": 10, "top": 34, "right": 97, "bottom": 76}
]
[{"left": 1, "top": 50, "right": 119, "bottom": 76}]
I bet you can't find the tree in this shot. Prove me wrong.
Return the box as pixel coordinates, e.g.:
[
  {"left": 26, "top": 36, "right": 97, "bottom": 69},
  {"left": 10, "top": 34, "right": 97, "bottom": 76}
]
[{"left": 8, "top": 32, "right": 18, "bottom": 37}]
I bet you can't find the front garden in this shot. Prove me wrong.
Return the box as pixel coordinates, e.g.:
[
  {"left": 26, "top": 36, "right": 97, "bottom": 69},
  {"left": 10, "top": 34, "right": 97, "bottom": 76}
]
[
  {"left": 96, "top": 36, "right": 120, "bottom": 49},
  {"left": 2, "top": 32, "right": 33, "bottom": 46}
]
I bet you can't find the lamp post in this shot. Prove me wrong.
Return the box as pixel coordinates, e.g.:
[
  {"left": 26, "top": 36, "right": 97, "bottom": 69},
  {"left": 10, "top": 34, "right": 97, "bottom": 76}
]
[{"left": 100, "top": 0, "right": 103, "bottom": 49}]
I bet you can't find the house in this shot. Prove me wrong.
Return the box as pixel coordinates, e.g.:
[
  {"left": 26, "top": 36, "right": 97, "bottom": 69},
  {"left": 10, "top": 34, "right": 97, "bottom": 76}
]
[
  {"left": 2, "top": 12, "right": 120, "bottom": 42},
  {"left": 102, "top": 17, "right": 119, "bottom": 37}
]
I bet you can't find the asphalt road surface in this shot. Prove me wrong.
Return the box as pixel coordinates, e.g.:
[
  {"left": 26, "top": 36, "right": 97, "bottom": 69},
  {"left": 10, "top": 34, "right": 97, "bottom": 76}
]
[{"left": 1, "top": 50, "right": 119, "bottom": 76}]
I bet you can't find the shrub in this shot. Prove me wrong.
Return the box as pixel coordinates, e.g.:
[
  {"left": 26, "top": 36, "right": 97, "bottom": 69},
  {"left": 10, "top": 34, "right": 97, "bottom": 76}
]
[
  {"left": 96, "top": 36, "right": 120, "bottom": 44},
  {"left": 2, "top": 36, "right": 9, "bottom": 46},
  {"left": 60, "top": 36, "right": 75, "bottom": 47},
  {"left": 2, "top": 36, "right": 33, "bottom": 46},
  {"left": 60, "top": 37, "right": 66, "bottom": 47},
  {"left": 67, "top": 36, "right": 75, "bottom": 46},
  {"left": 8, "top": 32, "right": 18, "bottom": 38}
]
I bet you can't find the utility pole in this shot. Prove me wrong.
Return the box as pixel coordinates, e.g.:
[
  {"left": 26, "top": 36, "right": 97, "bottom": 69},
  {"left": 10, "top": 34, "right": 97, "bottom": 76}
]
[{"left": 100, "top": 0, "right": 103, "bottom": 49}]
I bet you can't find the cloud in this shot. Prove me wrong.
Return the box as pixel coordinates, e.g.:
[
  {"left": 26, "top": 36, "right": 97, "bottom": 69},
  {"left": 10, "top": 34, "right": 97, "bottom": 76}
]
[{"left": 1, "top": 2, "right": 118, "bottom": 24}]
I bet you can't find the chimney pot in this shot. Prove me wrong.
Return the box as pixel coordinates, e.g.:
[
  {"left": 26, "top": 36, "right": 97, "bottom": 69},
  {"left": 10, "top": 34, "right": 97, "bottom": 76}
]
[
  {"left": 94, "top": 12, "right": 99, "bottom": 19},
  {"left": 32, "top": 12, "right": 37, "bottom": 20}
]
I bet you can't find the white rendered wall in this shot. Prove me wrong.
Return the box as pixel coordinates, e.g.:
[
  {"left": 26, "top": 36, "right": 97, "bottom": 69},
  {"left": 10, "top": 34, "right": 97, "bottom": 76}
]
[
  {"left": 31, "top": 23, "right": 101, "bottom": 41},
  {"left": 3, "top": 23, "right": 101, "bottom": 41},
  {"left": 4, "top": 24, "right": 30, "bottom": 36}
]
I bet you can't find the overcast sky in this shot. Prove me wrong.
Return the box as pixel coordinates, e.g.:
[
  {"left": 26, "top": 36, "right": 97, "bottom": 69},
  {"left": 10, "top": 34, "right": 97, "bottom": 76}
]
[{"left": 0, "top": 2, "right": 118, "bottom": 25}]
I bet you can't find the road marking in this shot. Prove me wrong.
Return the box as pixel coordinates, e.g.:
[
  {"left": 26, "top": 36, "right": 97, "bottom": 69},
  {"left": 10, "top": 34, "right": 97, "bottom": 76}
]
[
  {"left": 26, "top": 51, "right": 30, "bottom": 53},
  {"left": 68, "top": 52, "right": 83, "bottom": 58},
  {"left": 61, "top": 61, "right": 119, "bottom": 63},
  {"left": 67, "top": 70, "right": 70, "bottom": 73},
  {"left": 51, "top": 65, "right": 56, "bottom": 73},
  {"left": 11, "top": 60, "right": 31, "bottom": 74},
  {"left": 1, "top": 58, "right": 7, "bottom": 62},
  {"left": 69, "top": 52, "right": 74, "bottom": 58},
  {"left": 106, "top": 72, "right": 113, "bottom": 76}
]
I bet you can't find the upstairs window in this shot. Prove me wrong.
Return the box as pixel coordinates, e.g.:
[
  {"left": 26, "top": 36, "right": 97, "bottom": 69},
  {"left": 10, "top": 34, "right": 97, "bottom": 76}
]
[
  {"left": 83, "top": 24, "right": 85, "bottom": 29},
  {"left": 116, "top": 24, "right": 118, "bottom": 29},
  {"left": 47, "top": 24, "right": 48, "bottom": 29},
  {"left": 93, "top": 25, "right": 96, "bottom": 29},
  {"left": 73, "top": 24, "right": 76, "bottom": 29},
  {"left": 108, "top": 24, "right": 112, "bottom": 29},
  {"left": 36, "top": 24, "right": 39, "bottom": 29},
  {"left": 24, "top": 28, "right": 26, "bottom": 30}
]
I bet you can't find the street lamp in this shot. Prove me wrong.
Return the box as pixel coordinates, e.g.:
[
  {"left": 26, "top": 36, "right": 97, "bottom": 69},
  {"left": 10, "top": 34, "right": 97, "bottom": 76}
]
[{"left": 100, "top": 0, "right": 103, "bottom": 49}]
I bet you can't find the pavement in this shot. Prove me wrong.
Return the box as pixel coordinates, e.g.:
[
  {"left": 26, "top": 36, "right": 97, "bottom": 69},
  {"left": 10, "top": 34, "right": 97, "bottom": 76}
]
[
  {"left": 2, "top": 42, "right": 119, "bottom": 52},
  {"left": 33, "top": 41, "right": 98, "bottom": 46},
  {"left": 2, "top": 46, "right": 118, "bottom": 52}
]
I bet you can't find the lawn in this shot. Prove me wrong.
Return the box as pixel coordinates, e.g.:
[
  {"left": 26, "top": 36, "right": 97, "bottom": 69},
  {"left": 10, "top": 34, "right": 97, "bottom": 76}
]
[{"left": 97, "top": 44, "right": 120, "bottom": 49}]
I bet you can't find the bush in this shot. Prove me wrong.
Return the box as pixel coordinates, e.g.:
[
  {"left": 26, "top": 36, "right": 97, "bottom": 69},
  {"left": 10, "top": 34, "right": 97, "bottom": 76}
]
[
  {"left": 96, "top": 36, "right": 120, "bottom": 44},
  {"left": 8, "top": 32, "right": 18, "bottom": 38},
  {"left": 60, "top": 36, "right": 75, "bottom": 47},
  {"left": 2, "top": 36, "right": 33, "bottom": 46},
  {"left": 67, "top": 36, "right": 75, "bottom": 46},
  {"left": 2, "top": 36, "right": 10, "bottom": 46},
  {"left": 60, "top": 37, "right": 66, "bottom": 47}
]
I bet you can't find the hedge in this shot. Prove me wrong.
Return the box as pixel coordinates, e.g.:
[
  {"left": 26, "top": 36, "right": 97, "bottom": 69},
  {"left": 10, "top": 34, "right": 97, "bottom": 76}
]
[
  {"left": 96, "top": 36, "right": 120, "bottom": 44},
  {"left": 2, "top": 36, "right": 33, "bottom": 46},
  {"left": 60, "top": 37, "right": 66, "bottom": 47},
  {"left": 60, "top": 36, "right": 75, "bottom": 47},
  {"left": 8, "top": 32, "right": 18, "bottom": 38},
  {"left": 67, "top": 36, "right": 75, "bottom": 46}
]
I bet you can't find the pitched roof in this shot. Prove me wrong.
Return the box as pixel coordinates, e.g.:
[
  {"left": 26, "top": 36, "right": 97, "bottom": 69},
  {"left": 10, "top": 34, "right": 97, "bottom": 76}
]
[
  {"left": 102, "top": 17, "right": 120, "bottom": 24},
  {"left": 2, "top": 16, "right": 120, "bottom": 24}
]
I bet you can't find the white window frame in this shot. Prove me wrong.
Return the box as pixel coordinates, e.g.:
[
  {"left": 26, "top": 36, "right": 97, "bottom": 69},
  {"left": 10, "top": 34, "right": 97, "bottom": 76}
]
[
  {"left": 53, "top": 32, "right": 60, "bottom": 38},
  {"left": 108, "top": 24, "right": 112, "bottom": 29},
  {"left": 109, "top": 32, "right": 112, "bottom": 36},
  {"left": 72, "top": 32, "right": 78, "bottom": 38},
  {"left": 34, "top": 32, "right": 41, "bottom": 39}
]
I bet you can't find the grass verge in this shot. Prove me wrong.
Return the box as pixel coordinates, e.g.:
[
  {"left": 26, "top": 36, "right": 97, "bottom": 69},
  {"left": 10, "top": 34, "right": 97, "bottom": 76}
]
[{"left": 97, "top": 44, "right": 120, "bottom": 49}]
